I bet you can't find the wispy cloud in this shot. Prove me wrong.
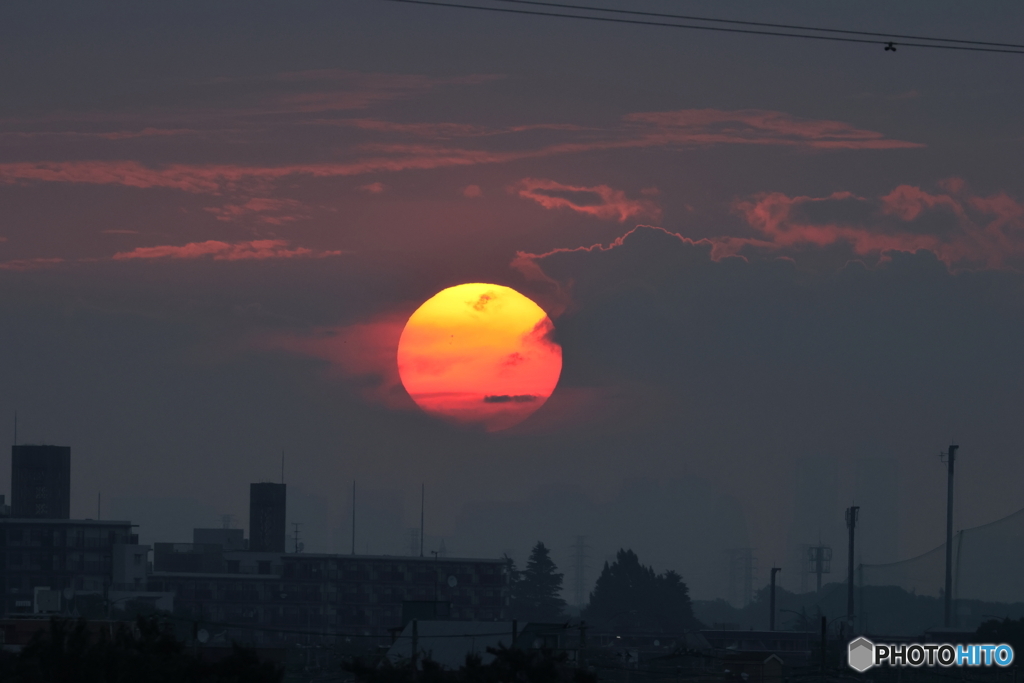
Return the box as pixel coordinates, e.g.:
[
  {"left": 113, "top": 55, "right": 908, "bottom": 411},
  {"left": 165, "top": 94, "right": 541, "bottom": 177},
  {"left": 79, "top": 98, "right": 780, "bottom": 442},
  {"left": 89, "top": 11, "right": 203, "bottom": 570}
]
[
  {"left": 257, "top": 313, "right": 415, "bottom": 410},
  {"left": 0, "top": 109, "right": 921, "bottom": 197},
  {"left": 622, "top": 109, "right": 923, "bottom": 150},
  {"left": 111, "top": 239, "right": 343, "bottom": 261},
  {"left": 513, "top": 180, "right": 1024, "bottom": 280},
  {"left": 0, "top": 127, "right": 208, "bottom": 141},
  {"left": 733, "top": 180, "right": 1024, "bottom": 268},
  {"left": 510, "top": 178, "right": 660, "bottom": 222},
  {"left": 204, "top": 198, "right": 308, "bottom": 224},
  {"left": 0, "top": 257, "right": 65, "bottom": 271}
]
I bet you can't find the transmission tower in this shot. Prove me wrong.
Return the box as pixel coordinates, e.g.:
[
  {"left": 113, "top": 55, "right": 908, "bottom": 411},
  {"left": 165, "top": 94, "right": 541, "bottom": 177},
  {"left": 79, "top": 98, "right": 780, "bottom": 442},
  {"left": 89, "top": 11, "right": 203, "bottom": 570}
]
[
  {"left": 807, "top": 543, "right": 832, "bottom": 592},
  {"left": 570, "top": 536, "right": 590, "bottom": 609},
  {"left": 726, "top": 548, "right": 757, "bottom": 607}
]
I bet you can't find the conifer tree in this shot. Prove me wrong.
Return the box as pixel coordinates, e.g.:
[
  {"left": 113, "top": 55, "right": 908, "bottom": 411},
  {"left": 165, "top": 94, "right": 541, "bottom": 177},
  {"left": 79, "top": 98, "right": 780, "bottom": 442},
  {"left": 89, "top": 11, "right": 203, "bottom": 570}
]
[
  {"left": 512, "top": 542, "right": 567, "bottom": 622},
  {"left": 583, "top": 548, "right": 697, "bottom": 633}
]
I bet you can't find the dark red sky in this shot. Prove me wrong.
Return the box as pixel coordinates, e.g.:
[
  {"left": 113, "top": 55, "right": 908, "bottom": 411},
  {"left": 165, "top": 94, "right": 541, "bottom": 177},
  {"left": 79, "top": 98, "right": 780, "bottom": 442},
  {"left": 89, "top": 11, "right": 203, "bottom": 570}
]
[{"left": 2, "top": 1, "right": 1023, "bottom": 599}]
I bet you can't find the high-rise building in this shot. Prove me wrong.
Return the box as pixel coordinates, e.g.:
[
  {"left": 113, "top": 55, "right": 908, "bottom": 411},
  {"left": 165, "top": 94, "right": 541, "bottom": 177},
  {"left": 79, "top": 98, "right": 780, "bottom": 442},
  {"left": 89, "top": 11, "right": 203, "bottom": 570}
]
[
  {"left": 249, "top": 483, "right": 286, "bottom": 553},
  {"left": 11, "top": 445, "right": 71, "bottom": 519}
]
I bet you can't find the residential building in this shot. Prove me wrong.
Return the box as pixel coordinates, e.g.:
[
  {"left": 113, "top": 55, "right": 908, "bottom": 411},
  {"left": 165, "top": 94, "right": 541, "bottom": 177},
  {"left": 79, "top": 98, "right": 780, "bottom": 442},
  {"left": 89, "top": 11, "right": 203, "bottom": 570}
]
[
  {"left": 11, "top": 445, "right": 71, "bottom": 519},
  {"left": 148, "top": 553, "right": 510, "bottom": 644},
  {"left": 0, "top": 518, "right": 137, "bottom": 615},
  {"left": 249, "top": 483, "right": 286, "bottom": 553}
]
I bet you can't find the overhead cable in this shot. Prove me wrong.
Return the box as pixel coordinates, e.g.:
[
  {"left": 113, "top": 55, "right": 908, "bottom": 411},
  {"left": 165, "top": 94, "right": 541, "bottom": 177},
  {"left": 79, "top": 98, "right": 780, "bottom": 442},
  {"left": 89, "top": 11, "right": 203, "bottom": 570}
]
[
  {"left": 380, "top": 0, "right": 1024, "bottom": 55},
  {"left": 490, "top": 0, "right": 1024, "bottom": 50}
]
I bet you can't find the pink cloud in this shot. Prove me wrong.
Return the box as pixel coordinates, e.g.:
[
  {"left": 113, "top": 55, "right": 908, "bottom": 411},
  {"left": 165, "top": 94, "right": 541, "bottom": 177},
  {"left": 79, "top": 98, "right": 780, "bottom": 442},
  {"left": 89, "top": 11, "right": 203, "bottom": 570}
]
[
  {"left": 329, "top": 118, "right": 586, "bottom": 138},
  {"left": 358, "top": 182, "right": 386, "bottom": 194},
  {"left": 510, "top": 178, "right": 661, "bottom": 222},
  {"left": 514, "top": 180, "right": 1024, "bottom": 277},
  {"left": 622, "top": 109, "right": 923, "bottom": 150},
  {"left": 732, "top": 181, "right": 1024, "bottom": 268},
  {"left": 204, "top": 197, "right": 307, "bottom": 224},
  {"left": 112, "top": 239, "right": 343, "bottom": 261},
  {"left": 0, "top": 109, "right": 920, "bottom": 197},
  {"left": 255, "top": 72, "right": 503, "bottom": 114},
  {"left": 462, "top": 184, "right": 482, "bottom": 198},
  {"left": 879, "top": 185, "right": 964, "bottom": 221},
  {"left": 0, "top": 127, "right": 206, "bottom": 141},
  {"left": 258, "top": 314, "right": 415, "bottom": 410},
  {"left": 0, "top": 161, "right": 225, "bottom": 193},
  {"left": 0, "top": 257, "right": 64, "bottom": 271}
]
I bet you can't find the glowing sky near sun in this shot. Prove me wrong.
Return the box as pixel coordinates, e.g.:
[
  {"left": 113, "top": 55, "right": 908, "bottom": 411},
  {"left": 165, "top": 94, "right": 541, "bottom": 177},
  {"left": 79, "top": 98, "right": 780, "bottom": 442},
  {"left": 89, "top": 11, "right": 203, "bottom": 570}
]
[{"left": 397, "top": 283, "right": 562, "bottom": 432}]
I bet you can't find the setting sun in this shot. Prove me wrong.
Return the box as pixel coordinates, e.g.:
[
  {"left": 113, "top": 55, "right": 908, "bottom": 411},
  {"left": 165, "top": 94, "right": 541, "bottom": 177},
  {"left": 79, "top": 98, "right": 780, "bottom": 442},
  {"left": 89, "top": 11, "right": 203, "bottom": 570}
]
[{"left": 397, "top": 283, "right": 562, "bottom": 432}]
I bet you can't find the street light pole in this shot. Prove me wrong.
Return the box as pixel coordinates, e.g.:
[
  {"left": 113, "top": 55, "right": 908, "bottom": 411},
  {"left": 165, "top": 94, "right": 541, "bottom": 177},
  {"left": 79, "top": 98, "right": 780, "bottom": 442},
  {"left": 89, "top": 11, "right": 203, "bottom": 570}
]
[{"left": 770, "top": 567, "right": 781, "bottom": 631}]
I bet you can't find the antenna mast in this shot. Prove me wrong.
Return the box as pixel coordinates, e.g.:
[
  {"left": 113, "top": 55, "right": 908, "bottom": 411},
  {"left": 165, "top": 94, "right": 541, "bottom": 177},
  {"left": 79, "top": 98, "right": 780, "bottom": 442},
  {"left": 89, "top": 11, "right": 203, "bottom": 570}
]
[
  {"left": 281, "top": 450, "right": 284, "bottom": 484},
  {"left": 943, "top": 443, "right": 959, "bottom": 628},
  {"left": 13, "top": 411, "right": 17, "bottom": 446}
]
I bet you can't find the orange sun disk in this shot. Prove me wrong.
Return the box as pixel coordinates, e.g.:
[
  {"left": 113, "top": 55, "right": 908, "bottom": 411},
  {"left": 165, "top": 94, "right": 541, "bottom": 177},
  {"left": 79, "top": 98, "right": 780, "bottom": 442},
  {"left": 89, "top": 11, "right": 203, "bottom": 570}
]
[{"left": 397, "top": 283, "right": 562, "bottom": 432}]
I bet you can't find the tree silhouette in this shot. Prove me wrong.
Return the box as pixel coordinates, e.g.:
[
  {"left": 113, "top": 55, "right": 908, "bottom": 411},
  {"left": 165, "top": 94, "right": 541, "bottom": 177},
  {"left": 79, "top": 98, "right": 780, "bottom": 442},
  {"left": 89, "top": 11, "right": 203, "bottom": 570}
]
[
  {"left": 583, "top": 549, "right": 697, "bottom": 633},
  {"left": 0, "top": 616, "right": 282, "bottom": 682},
  {"left": 512, "top": 542, "right": 567, "bottom": 622}
]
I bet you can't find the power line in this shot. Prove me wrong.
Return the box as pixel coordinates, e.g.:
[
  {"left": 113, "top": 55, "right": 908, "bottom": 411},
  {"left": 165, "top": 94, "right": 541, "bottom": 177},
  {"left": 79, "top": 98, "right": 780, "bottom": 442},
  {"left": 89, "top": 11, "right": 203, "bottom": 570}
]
[
  {"left": 380, "top": 0, "right": 1024, "bottom": 55},
  {"left": 490, "top": 0, "right": 1024, "bottom": 50}
]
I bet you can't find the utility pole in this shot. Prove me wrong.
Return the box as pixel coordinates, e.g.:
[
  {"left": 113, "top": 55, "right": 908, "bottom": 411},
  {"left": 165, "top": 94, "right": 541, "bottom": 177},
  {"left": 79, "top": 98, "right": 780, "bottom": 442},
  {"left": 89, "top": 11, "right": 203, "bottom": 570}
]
[
  {"left": 420, "top": 484, "right": 425, "bottom": 557},
  {"left": 769, "top": 567, "right": 781, "bottom": 631},
  {"left": 411, "top": 619, "right": 419, "bottom": 678},
  {"left": 431, "top": 550, "right": 440, "bottom": 601},
  {"left": 571, "top": 536, "right": 589, "bottom": 610},
  {"left": 820, "top": 615, "right": 827, "bottom": 679},
  {"left": 579, "top": 620, "right": 587, "bottom": 670},
  {"left": 846, "top": 506, "right": 859, "bottom": 624},
  {"left": 351, "top": 480, "right": 356, "bottom": 556},
  {"left": 292, "top": 522, "right": 302, "bottom": 554},
  {"left": 944, "top": 443, "right": 959, "bottom": 628}
]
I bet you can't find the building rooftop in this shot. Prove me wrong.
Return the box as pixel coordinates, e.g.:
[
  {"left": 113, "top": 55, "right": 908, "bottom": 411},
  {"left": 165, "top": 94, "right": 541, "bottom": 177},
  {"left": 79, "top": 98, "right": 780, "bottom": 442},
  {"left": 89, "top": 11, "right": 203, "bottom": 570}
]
[
  {"left": 280, "top": 553, "right": 507, "bottom": 564},
  {"left": 0, "top": 518, "right": 134, "bottom": 526}
]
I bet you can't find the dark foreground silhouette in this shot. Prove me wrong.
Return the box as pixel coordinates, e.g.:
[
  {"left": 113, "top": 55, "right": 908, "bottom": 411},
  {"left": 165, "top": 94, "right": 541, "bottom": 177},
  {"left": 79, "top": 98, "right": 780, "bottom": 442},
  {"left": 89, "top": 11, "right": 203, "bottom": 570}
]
[
  {"left": 0, "top": 616, "right": 282, "bottom": 683},
  {"left": 345, "top": 644, "right": 597, "bottom": 683}
]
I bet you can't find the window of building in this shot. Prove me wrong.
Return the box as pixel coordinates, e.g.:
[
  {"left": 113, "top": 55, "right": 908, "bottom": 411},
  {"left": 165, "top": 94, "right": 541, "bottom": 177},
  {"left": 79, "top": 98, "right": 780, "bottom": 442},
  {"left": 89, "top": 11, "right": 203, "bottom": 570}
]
[
  {"left": 134, "top": 554, "right": 143, "bottom": 566},
  {"left": 258, "top": 561, "right": 271, "bottom": 575}
]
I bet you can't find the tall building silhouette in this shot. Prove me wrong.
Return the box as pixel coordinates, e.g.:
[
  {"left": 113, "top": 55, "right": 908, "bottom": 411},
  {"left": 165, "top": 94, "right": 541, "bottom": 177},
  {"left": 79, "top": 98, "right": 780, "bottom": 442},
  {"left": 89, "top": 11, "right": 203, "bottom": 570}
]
[
  {"left": 249, "top": 482, "right": 286, "bottom": 553},
  {"left": 11, "top": 445, "right": 71, "bottom": 519}
]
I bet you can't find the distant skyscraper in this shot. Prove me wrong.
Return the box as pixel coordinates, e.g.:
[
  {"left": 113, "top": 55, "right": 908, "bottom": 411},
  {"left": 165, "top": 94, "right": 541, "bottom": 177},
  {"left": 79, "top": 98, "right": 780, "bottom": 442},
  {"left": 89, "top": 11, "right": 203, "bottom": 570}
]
[
  {"left": 249, "top": 483, "right": 286, "bottom": 553},
  {"left": 11, "top": 445, "right": 71, "bottom": 519}
]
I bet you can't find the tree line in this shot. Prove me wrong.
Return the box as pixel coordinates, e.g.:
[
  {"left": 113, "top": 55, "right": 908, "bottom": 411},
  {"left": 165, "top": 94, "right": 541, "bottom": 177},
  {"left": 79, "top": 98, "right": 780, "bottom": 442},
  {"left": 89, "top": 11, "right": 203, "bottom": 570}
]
[{"left": 508, "top": 542, "right": 699, "bottom": 632}]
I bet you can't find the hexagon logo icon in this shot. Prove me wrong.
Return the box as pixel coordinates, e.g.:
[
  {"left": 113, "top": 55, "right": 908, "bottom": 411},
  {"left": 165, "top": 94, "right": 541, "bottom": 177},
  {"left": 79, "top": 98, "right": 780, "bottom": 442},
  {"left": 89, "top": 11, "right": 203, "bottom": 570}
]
[{"left": 848, "top": 637, "right": 875, "bottom": 672}]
